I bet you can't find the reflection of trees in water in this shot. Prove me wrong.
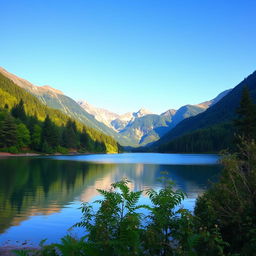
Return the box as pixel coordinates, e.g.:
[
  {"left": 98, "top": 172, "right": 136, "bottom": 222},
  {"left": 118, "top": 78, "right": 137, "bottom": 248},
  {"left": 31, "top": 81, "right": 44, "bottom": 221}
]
[
  {"left": 0, "top": 158, "right": 220, "bottom": 234},
  {"left": 0, "top": 159, "right": 114, "bottom": 234}
]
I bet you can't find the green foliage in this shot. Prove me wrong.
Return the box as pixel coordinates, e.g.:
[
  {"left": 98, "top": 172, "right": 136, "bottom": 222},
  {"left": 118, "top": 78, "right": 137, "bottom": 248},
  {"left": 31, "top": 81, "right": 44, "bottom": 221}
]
[
  {"left": 0, "top": 105, "right": 119, "bottom": 154},
  {"left": 0, "top": 113, "right": 17, "bottom": 147},
  {"left": 42, "top": 115, "right": 60, "bottom": 149},
  {"left": 55, "top": 235, "right": 87, "bottom": 256},
  {"left": 7, "top": 145, "right": 19, "bottom": 154},
  {"left": 158, "top": 123, "right": 235, "bottom": 153},
  {"left": 74, "top": 178, "right": 147, "bottom": 256},
  {"left": 17, "top": 123, "right": 31, "bottom": 148},
  {"left": 13, "top": 250, "right": 30, "bottom": 256},
  {"left": 31, "top": 124, "right": 42, "bottom": 150},
  {"left": 0, "top": 72, "right": 121, "bottom": 153},
  {"left": 15, "top": 177, "right": 231, "bottom": 256},
  {"left": 41, "top": 140, "right": 54, "bottom": 154},
  {"left": 80, "top": 128, "right": 94, "bottom": 151},
  {"left": 234, "top": 86, "right": 256, "bottom": 141},
  {"left": 143, "top": 177, "right": 185, "bottom": 256},
  {"left": 195, "top": 140, "right": 256, "bottom": 255},
  {"left": 62, "top": 119, "right": 79, "bottom": 148},
  {"left": 11, "top": 99, "right": 27, "bottom": 122},
  {"left": 55, "top": 145, "right": 69, "bottom": 154},
  {"left": 158, "top": 88, "right": 256, "bottom": 154},
  {"left": 153, "top": 71, "right": 256, "bottom": 152}
]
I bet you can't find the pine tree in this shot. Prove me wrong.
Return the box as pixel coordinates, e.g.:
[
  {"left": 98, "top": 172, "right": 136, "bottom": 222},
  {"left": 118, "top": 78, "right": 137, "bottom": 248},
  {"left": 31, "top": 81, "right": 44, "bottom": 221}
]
[
  {"left": 0, "top": 114, "right": 17, "bottom": 147},
  {"left": 31, "top": 124, "right": 42, "bottom": 150},
  {"left": 234, "top": 86, "right": 256, "bottom": 141},
  {"left": 11, "top": 99, "right": 27, "bottom": 122},
  {"left": 41, "top": 115, "right": 59, "bottom": 149},
  {"left": 62, "top": 119, "right": 78, "bottom": 149},
  {"left": 17, "top": 123, "right": 31, "bottom": 148},
  {"left": 80, "top": 127, "right": 93, "bottom": 151}
]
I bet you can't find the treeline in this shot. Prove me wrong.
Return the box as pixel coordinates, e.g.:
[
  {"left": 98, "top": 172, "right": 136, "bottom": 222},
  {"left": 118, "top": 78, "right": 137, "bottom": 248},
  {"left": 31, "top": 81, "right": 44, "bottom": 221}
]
[
  {"left": 158, "top": 86, "right": 255, "bottom": 153},
  {"left": 158, "top": 123, "right": 235, "bottom": 153},
  {"left": 0, "top": 100, "right": 119, "bottom": 154},
  {"left": 0, "top": 72, "right": 120, "bottom": 153}
]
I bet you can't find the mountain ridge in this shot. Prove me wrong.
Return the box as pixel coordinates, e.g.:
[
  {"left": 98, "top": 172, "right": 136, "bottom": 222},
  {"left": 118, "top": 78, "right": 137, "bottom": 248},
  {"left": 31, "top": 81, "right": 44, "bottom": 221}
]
[
  {"left": 0, "top": 67, "right": 134, "bottom": 146},
  {"left": 152, "top": 71, "right": 256, "bottom": 151},
  {"left": 0, "top": 66, "right": 233, "bottom": 148},
  {"left": 0, "top": 71, "right": 120, "bottom": 153},
  {"left": 79, "top": 89, "right": 231, "bottom": 146}
]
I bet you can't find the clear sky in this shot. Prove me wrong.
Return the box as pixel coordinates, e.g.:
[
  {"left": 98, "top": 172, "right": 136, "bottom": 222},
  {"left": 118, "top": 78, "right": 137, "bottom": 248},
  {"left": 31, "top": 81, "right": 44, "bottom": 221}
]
[{"left": 1, "top": 0, "right": 256, "bottom": 114}]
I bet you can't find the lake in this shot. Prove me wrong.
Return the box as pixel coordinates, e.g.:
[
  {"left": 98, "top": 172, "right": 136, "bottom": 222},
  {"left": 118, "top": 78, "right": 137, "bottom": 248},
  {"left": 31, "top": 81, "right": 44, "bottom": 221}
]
[{"left": 0, "top": 153, "right": 220, "bottom": 245}]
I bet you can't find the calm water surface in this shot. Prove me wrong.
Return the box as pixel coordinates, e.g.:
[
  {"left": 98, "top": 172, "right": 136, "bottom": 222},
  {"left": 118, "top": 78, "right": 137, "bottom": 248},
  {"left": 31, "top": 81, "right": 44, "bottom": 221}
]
[{"left": 0, "top": 153, "right": 220, "bottom": 245}]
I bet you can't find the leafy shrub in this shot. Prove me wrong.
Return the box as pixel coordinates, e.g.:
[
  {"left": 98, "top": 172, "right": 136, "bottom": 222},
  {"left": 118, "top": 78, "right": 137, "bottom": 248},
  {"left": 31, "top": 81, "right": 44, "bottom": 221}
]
[
  {"left": 7, "top": 146, "right": 19, "bottom": 154},
  {"left": 55, "top": 145, "right": 69, "bottom": 154},
  {"left": 195, "top": 140, "right": 256, "bottom": 255}
]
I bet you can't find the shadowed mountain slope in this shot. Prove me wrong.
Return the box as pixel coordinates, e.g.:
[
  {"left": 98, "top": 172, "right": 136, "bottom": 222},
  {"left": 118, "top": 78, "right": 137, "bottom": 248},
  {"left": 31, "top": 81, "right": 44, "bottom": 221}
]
[{"left": 152, "top": 71, "right": 256, "bottom": 151}]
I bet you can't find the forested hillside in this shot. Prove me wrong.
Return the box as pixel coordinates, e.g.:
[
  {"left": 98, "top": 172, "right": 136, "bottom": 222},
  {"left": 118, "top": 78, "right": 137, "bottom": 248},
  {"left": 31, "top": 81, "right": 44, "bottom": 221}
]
[
  {"left": 0, "top": 67, "right": 131, "bottom": 146},
  {"left": 153, "top": 71, "right": 256, "bottom": 153},
  {"left": 0, "top": 73, "right": 120, "bottom": 153}
]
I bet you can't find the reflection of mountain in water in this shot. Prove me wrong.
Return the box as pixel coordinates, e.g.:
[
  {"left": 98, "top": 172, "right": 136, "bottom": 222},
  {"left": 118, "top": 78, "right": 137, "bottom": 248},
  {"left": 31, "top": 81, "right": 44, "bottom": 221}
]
[
  {"left": 0, "top": 157, "right": 220, "bottom": 235},
  {"left": 84, "top": 164, "right": 220, "bottom": 199}
]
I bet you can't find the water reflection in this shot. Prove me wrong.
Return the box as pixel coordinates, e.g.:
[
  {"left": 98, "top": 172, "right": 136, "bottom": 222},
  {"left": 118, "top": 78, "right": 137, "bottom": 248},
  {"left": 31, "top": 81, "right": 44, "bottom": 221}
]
[{"left": 0, "top": 155, "right": 220, "bottom": 243}]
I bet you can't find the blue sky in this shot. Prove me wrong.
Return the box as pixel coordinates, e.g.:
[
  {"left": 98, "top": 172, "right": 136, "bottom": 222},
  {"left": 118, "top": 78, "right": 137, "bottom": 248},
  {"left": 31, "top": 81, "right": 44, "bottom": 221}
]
[{"left": 1, "top": 0, "right": 256, "bottom": 114}]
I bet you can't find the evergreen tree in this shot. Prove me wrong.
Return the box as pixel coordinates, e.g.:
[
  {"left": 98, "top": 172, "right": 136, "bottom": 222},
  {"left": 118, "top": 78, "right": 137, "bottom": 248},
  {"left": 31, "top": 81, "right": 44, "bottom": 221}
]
[
  {"left": 0, "top": 114, "right": 17, "bottom": 147},
  {"left": 80, "top": 128, "right": 93, "bottom": 151},
  {"left": 31, "top": 124, "right": 42, "bottom": 150},
  {"left": 41, "top": 140, "right": 53, "bottom": 154},
  {"left": 11, "top": 99, "right": 27, "bottom": 122},
  {"left": 41, "top": 115, "right": 59, "bottom": 149},
  {"left": 62, "top": 119, "right": 78, "bottom": 149},
  {"left": 234, "top": 86, "right": 256, "bottom": 141},
  {"left": 27, "top": 115, "right": 38, "bottom": 134},
  {"left": 95, "top": 141, "right": 106, "bottom": 152},
  {"left": 17, "top": 123, "right": 31, "bottom": 148},
  {"left": 80, "top": 128, "right": 89, "bottom": 146}
]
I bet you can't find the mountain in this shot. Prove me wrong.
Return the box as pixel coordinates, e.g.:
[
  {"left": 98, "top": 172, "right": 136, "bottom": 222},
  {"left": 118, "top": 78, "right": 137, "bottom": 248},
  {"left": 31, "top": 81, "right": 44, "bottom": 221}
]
[
  {"left": 111, "top": 108, "right": 153, "bottom": 132},
  {"left": 0, "top": 71, "right": 120, "bottom": 153},
  {"left": 77, "top": 100, "right": 119, "bottom": 128},
  {"left": 0, "top": 67, "right": 132, "bottom": 146},
  {"left": 117, "top": 91, "right": 231, "bottom": 146},
  {"left": 153, "top": 71, "right": 256, "bottom": 152},
  {"left": 79, "top": 90, "right": 230, "bottom": 147},
  {"left": 78, "top": 100, "right": 153, "bottom": 132},
  {"left": 0, "top": 66, "right": 233, "bottom": 148}
]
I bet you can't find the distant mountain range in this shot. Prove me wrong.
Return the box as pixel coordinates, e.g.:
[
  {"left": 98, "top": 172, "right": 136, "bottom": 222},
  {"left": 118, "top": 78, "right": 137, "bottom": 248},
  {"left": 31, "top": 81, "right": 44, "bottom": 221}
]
[
  {"left": 0, "top": 66, "right": 237, "bottom": 149},
  {"left": 78, "top": 90, "right": 231, "bottom": 146}
]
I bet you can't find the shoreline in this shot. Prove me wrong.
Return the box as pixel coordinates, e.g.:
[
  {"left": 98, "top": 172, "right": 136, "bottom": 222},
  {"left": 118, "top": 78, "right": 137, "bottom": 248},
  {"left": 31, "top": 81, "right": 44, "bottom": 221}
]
[
  {"left": 0, "top": 152, "right": 40, "bottom": 157},
  {"left": 0, "top": 245, "right": 39, "bottom": 256},
  {"left": 0, "top": 151, "right": 109, "bottom": 158}
]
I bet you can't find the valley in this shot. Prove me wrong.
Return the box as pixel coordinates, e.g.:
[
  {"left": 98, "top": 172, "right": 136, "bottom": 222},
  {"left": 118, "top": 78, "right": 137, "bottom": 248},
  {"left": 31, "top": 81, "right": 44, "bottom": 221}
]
[{"left": 0, "top": 67, "right": 234, "bottom": 149}]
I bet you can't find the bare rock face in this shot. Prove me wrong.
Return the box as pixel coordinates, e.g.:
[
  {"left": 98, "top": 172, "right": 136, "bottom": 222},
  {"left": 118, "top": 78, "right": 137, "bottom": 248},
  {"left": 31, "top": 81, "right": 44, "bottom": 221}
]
[
  {"left": 77, "top": 100, "right": 120, "bottom": 129},
  {"left": 78, "top": 100, "right": 154, "bottom": 132}
]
